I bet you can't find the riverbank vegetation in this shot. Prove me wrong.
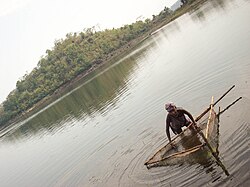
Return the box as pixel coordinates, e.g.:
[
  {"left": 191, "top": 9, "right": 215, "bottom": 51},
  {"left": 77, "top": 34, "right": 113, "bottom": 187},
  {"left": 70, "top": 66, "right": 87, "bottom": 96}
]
[{"left": 0, "top": 0, "right": 203, "bottom": 128}]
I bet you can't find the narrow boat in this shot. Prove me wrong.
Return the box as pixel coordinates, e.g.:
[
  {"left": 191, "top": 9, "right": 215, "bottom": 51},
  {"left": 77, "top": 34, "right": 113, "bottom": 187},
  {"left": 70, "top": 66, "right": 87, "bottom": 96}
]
[{"left": 145, "top": 97, "right": 219, "bottom": 168}]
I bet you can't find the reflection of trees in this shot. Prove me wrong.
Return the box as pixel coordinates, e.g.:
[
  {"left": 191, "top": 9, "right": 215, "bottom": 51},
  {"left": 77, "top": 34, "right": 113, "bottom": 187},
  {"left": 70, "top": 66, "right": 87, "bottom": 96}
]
[
  {"left": 163, "top": 22, "right": 181, "bottom": 39},
  {"left": 191, "top": 0, "right": 234, "bottom": 23},
  {"left": 1, "top": 18, "right": 155, "bottom": 126},
  {"left": 2, "top": 41, "right": 157, "bottom": 142}
]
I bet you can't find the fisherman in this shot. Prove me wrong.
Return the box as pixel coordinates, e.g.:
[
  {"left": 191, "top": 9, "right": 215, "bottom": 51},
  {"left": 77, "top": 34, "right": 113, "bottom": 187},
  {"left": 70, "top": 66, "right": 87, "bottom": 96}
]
[{"left": 165, "top": 102, "right": 196, "bottom": 144}]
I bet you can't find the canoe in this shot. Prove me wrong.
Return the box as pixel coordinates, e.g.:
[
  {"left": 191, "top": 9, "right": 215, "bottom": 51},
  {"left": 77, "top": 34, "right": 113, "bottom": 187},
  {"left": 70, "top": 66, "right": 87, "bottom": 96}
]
[{"left": 145, "top": 97, "right": 219, "bottom": 168}]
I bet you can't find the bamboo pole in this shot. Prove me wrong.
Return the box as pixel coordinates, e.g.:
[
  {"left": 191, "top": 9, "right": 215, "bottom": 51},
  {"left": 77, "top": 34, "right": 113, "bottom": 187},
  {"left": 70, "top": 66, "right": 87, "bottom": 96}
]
[
  {"left": 218, "top": 97, "right": 242, "bottom": 115},
  {"left": 146, "top": 144, "right": 204, "bottom": 166},
  {"left": 195, "top": 85, "right": 235, "bottom": 122},
  {"left": 195, "top": 124, "right": 230, "bottom": 176},
  {"left": 192, "top": 96, "right": 229, "bottom": 176},
  {"left": 205, "top": 96, "right": 214, "bottom": 139}
]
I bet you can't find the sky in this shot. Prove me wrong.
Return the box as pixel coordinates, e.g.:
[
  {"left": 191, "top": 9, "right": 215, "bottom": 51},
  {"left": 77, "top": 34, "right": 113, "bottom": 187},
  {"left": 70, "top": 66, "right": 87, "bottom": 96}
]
[{"left": 0, "top": 0, "right": 176, "bottom": 103}]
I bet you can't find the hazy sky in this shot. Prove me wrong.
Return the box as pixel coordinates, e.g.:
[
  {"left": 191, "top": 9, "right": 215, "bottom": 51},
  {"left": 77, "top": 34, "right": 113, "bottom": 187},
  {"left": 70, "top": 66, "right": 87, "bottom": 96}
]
[{"left": 0, "top": 0, "right": 176, "bottom": 103}]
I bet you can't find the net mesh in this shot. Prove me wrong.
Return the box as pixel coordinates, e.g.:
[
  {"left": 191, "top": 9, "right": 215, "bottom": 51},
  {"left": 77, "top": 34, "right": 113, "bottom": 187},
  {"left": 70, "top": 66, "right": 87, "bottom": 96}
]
[{"left": 146, "top": 109, "right": 219, "bottom": 167}]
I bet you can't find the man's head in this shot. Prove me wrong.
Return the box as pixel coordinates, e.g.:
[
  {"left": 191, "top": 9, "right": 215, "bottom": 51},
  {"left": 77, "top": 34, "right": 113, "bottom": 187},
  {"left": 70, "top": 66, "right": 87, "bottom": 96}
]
[{"left": 165, "top": 102, "right": 177, "bottom": 113}]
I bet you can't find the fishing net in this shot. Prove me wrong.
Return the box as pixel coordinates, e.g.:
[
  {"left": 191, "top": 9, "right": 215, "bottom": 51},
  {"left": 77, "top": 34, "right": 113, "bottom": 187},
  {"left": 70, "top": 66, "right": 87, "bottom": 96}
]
[{"left": 145, "top": 109, "right": 219, "bottom": 168}]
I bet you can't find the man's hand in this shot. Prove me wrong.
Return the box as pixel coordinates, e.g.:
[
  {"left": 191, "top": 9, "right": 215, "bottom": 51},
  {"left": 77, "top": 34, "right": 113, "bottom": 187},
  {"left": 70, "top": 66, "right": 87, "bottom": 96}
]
[
  {"left": 193, "top": 122, "right": 201, "bottom": 131},
  {"left": 170, "top": 142, "right": 177, "bottom": 149}
]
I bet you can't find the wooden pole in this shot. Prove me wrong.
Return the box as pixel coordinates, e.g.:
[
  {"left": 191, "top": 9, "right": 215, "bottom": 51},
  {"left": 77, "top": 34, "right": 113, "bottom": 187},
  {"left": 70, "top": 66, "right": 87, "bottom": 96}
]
[
  {"left": 183, "top": 85, "right": 235, "bottom": 176},
  {"left": 193, "top": 97, "right": 230, "bottom": 176},
  {"left": 214, "top": 85, "right": 235, "bottom": 106},
  {"left": 218, "top": 97, "right": 242, "bottom": 115},
  {"left": 195, "top": 85, "right": 235, "bottom": 122},
  {"left": 218, "top": 106, "right": 221, "bottom": 123},
  {"left": 205, "top": 96, "right": 214, "bottom": 139},
  {"left": 195, "top": 126, "right": 230, "bottom": 176}
]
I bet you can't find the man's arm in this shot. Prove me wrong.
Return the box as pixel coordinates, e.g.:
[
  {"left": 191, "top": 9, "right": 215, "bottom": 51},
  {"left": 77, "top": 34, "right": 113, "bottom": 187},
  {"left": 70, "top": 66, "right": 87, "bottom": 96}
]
[
  {"left": 166, "top": 116, "right": 171, "bottom": 142},
  {"left": 182, "top": 109, "right": 196, "bottom": 125}
]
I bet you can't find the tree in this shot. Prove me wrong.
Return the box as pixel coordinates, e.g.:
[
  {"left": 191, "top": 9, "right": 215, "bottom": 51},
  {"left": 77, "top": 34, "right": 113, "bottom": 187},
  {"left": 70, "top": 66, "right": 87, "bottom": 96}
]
[{"left": 1, "top": 3, "right": 169, "bottom": 126}]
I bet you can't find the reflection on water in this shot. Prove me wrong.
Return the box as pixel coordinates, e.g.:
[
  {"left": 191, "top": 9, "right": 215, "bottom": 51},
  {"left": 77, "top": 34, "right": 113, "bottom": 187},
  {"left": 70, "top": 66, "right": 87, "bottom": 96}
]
[
  {"left": 0, "top": 0, "right": 250, "bottom": 186},
  {"left": 191, "top": 0, "right": 236, "bottom": 23},
  {"left": 1, "top": 42, "right": 157, "bottom": 142}
]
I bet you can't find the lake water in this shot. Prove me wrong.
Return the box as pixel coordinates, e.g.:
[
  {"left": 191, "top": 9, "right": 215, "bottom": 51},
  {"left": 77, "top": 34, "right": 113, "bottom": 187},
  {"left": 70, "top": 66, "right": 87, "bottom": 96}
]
[{"left": 0, "top": 0, "right": 250, "bottom": 186}]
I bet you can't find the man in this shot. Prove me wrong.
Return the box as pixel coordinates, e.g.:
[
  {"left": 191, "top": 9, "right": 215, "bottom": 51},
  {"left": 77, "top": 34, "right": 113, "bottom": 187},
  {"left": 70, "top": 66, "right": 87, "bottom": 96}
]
[{"left": 165, "top": 102, "right": 196, "bottom": 143}]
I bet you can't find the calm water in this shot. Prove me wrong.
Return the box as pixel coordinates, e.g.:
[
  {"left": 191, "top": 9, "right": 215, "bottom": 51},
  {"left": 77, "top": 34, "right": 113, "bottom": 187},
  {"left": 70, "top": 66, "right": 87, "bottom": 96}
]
[{"left": 1, "top": 0, "right": 250, "bottom": 186}]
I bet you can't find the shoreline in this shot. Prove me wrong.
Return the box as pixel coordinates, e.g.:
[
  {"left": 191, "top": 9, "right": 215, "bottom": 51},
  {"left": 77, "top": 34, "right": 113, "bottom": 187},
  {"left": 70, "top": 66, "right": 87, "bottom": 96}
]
[
  {"left": 0, "top": 33, "right": 149, "bottom": 130},
  {"left": 1, "top": 0, "right": 208, "bottom": 130}
]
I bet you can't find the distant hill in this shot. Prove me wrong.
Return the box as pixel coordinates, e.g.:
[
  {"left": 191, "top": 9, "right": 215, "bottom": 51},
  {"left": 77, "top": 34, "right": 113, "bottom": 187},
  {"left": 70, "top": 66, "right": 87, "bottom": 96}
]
[{"left": 170, "top": 0, "right": 183, "bottom": 11}]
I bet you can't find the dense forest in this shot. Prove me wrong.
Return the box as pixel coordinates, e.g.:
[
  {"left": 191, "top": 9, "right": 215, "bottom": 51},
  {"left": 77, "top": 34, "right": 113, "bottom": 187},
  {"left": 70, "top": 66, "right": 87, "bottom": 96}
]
[{"left": 0, "top": 6, "right": 174, "bottom": 127}]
